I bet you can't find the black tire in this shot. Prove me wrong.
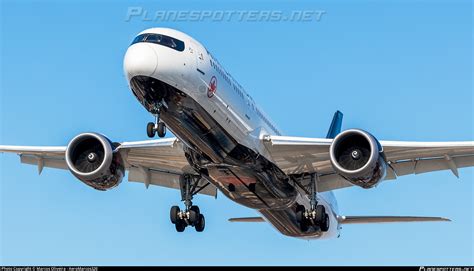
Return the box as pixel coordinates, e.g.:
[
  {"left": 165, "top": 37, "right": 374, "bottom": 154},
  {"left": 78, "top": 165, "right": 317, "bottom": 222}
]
[
  {"left": 147, "top": 122, "right": 155, "bottom": 138},
  {"left": 321, "top": 214, "right": 330, "bottom": 232},
  {"left": 188, "top": 210, "right": 198, "bottom": 225},
  {"left": 190, "top": 205, "right": 200, "bottom": 217},
  {"left": 170, "top": 206, "right": 180, "bottom": 224},
  {"left": 195, "top": 214, "right": 205, "bottom": 232},
  {"left": 315, "top": 205, "right": 326, "bottom": 224},
  {"left": 157, "top": 122, "right": 166, "bottom": 138},
  {"left": 296, "top": 205, "right": 305, "bottom": 223},
  {"left": 299, "top": 220, "right": 309, "bottom": 232},
  {"left": 175, "top": 221, "right": 186, "bottom": 232}
]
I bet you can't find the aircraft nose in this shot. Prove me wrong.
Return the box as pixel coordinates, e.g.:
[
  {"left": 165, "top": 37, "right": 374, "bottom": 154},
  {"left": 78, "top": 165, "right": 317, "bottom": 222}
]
[{"left": 123, "top": 43, "right": 158, "bottom": 79}]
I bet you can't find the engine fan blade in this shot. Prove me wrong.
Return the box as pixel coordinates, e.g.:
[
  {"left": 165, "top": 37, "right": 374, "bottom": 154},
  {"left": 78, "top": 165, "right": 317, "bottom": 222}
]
[
  {"left": 74, "top": 146, "right": 104, "bottom": 173},
  {"left": 338, "top": 147, "right": 370, "bottom": 170}
]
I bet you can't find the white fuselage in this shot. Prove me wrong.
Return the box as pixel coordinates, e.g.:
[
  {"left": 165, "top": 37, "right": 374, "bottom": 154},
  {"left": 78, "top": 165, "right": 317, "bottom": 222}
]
[{"left": 124, "top": 27, "right": 340, "bottom": 239}]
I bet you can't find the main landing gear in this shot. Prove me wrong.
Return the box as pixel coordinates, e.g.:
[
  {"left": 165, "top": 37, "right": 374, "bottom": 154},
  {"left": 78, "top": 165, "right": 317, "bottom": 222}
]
[
  {"left": 170, "top": 174, "right": 206, "bottom": 232},
  {"left": 147, "top": 102, "right": 166, "bottom": 138},
  {"left": 296, "top": 173, "right": 330, "bottom": 232}
]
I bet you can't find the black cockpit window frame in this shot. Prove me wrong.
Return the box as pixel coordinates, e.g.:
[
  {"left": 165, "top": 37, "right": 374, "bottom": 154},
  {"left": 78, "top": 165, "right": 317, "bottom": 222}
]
[{"left": 131, "top": 33, "right": 185, "bottom": 52}]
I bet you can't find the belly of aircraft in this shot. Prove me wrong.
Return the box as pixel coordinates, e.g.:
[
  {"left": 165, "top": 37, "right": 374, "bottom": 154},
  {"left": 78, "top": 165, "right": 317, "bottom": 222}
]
[{"left": 129, "top": 75, "right": 331, "bottom": 238}]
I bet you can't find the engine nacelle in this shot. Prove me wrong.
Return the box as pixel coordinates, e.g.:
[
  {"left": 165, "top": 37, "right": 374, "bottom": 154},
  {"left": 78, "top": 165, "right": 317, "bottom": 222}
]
[
  {"left": 65, "top": 133, "right": 124, "bottom": 191},
  {"left": 329, "top": 129, "right": 387, "bottom": 188}
]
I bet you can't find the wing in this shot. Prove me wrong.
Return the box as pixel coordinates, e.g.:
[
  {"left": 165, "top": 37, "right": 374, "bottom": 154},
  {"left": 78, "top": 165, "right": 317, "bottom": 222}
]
[
  {"left": 227, "top": 216, "right": 450, "bottom": 224},
  {"left": 338, "top": 216, "right": 450, "bottom": 224},
  {"left": 0, "top": 138, "right": 216, "bottom": 197},
  {"left": 382, "top": 141, "right": 474, "bottom": 180},
  {"left": 0, "top": 145, "right": 68, "bottom": 173},
  {"left": 263, "top": 136, "right": 474, "bottom": 192}
]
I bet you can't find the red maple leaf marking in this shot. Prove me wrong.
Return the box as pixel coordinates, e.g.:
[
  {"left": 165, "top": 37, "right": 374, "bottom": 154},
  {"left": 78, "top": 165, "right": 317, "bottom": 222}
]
[{"left": 207, "top": 76, "right": 217, "bottom": 98}]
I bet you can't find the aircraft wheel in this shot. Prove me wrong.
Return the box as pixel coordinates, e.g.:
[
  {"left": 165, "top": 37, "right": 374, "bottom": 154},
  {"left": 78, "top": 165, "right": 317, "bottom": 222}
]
[
  {"left": 175, "top": 221, "right": 186, "bottom": 232},
  {"left": 170, "top": 206, "right": 180, "bottom": 224},
  {"left": 189, "top": 206, "right": 200, "bottom": 225},
  {"left": 299, "top": 220, "right": 309, "bottom": 232},
  {"left": 157, "top": 122, "right": 166, "bottom": 137},
  {"left": 321, "top": 214, "right": 330, "bottom": 232},
  {"left": 195, "top": 214, "right": 205, "bottom": 232},
  {"left": 296, "top": 205, "right": 305, "bottom": 223},
  {"left": 190, "top": 205, "right": 200, "bottom": 217},
  {"left": 188, "top": 210, "right": 199, "bottom": 225},
  {"left": 315, "top": 205, "right": 326, "bottom": 224},
  {"left": 147, "top": 122, "right": 155, "bottom": 138}
]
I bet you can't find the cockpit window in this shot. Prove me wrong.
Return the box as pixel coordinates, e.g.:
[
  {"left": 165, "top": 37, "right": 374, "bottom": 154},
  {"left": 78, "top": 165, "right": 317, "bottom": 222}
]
[{"left": 131, "top": 33, "right": 185, "bottom": 52}]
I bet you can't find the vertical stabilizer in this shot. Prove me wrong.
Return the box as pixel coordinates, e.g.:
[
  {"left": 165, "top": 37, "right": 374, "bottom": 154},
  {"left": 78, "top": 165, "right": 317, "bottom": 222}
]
[{"left": 326, "top": 110, "right": 343, "bottom": 139}]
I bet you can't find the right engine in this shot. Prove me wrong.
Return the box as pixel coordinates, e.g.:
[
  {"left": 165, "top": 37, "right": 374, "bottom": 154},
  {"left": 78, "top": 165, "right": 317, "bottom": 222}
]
[
  {"left": 329, "top": 129, "right": 387, "bottom": 189},
  {"left": 65, "top": 133, "right": 125, "bottom": 191}
]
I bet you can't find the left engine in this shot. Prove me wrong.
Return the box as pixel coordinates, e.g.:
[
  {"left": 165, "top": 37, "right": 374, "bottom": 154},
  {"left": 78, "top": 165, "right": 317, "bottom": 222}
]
[
  {"left": 65, "top": 133, "right": 125, "bottom": 190},
  {"left": 329, "top": 129, "right": 387, "bottom": 188}
]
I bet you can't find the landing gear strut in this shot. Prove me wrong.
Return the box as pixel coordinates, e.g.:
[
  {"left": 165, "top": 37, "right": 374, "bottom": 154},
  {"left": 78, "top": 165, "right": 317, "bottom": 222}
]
[
  {"left": 169, "top": 174, "right": 206, "bottom": 232},
  {"left": 147, "top": 102, "right": 166, "bottom": 138},
  {"left": 296, "top": 173, "right": 330, "bottom": 232}
]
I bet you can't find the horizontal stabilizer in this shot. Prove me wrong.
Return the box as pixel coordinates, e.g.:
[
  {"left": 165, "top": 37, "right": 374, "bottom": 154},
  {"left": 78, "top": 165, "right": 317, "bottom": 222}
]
[
  {"left": 338, "top": 216, "right": 451, "bottom": 224},
  {"left": 228, "top": 217, "right": 265, "bottom": 223}
]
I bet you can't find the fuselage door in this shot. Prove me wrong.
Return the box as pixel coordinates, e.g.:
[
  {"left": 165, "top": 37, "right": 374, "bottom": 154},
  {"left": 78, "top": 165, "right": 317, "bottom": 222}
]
[{"left": 190, "top": 40, "right": 207, "bottom": 77}]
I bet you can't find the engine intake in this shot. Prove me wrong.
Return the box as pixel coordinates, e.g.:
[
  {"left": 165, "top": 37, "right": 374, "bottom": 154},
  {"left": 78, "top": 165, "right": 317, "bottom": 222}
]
[
  {"left": 65, "top": 133, "right": 124, "bottom": 190},
  {"left": 329, "top": 129, "right": 387, "bottom": 188}
]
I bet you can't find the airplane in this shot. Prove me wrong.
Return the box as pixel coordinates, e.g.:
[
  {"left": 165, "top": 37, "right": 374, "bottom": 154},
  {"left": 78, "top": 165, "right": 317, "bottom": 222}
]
[{"left": 1, "top": 27, "right": 473, "bottom": 239}]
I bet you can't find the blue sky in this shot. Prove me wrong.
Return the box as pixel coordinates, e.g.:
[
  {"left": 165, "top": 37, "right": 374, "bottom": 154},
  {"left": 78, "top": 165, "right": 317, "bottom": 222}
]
[{"left": 1, "top": 0, "right": 472, "bottom": 266}]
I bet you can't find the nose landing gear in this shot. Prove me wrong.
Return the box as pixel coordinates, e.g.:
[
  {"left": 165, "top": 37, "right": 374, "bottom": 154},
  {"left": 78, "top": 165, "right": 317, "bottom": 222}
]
[
  {"left": 146, "top": 102, "right": 166, "bottom": 138},
  {"left": 147, "top": 121, "right": 166, "bottom": 138}
]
